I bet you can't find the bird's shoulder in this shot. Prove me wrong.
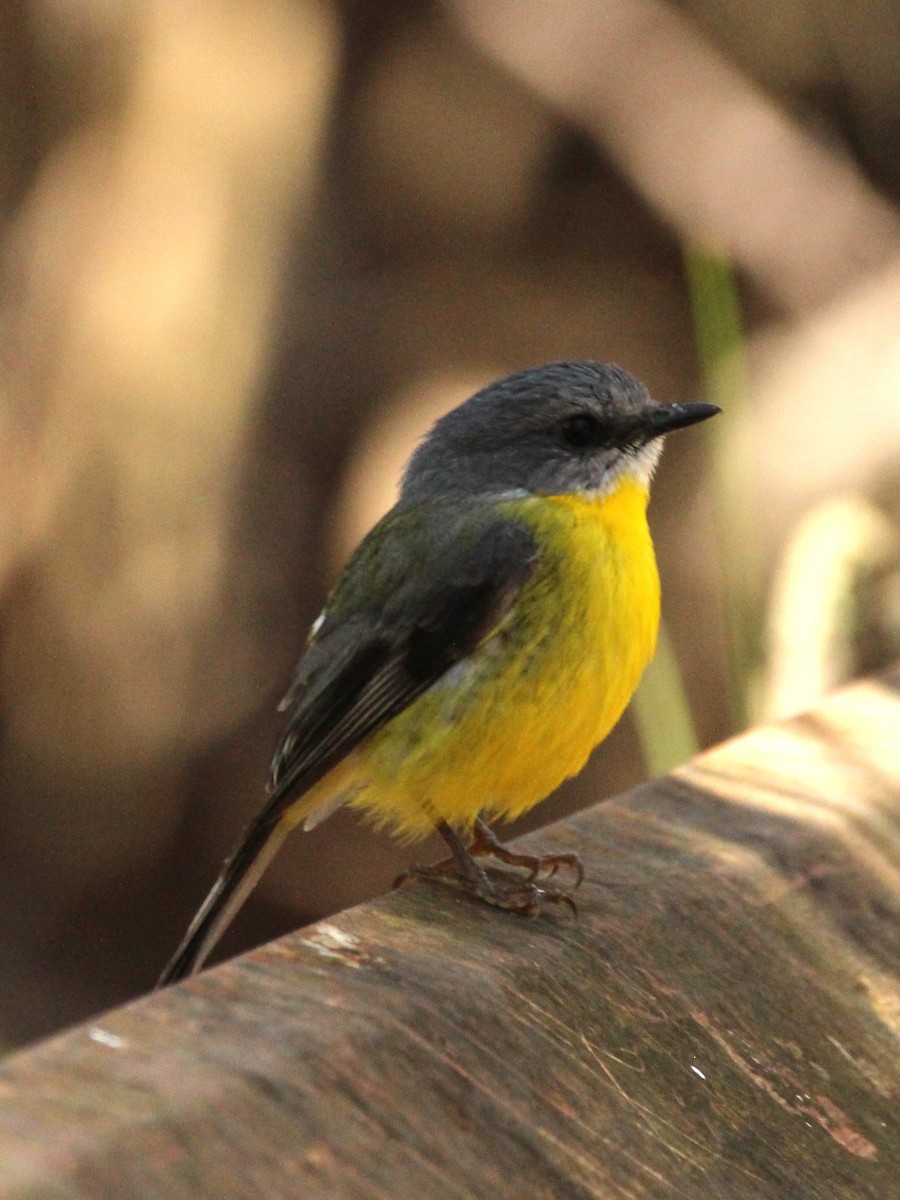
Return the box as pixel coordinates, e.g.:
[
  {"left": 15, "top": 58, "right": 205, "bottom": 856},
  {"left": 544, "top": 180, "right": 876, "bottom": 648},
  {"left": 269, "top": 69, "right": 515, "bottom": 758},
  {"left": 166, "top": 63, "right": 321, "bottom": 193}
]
[
  {"left": 333, "top": 498, "right": 536, "bottom": 614},
  {"left": 277, "top": 498, "right": 539, "bottom": 713}
]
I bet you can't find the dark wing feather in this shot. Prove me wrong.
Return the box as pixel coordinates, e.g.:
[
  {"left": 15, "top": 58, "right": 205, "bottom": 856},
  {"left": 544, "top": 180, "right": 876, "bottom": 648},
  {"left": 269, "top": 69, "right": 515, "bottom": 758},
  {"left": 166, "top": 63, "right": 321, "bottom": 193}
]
[
  {"left": 157, "top": 506, "right": 538, "bottom": 985},
  {"left": 265, "top": 511, "right": 539, "bottom": 826}
]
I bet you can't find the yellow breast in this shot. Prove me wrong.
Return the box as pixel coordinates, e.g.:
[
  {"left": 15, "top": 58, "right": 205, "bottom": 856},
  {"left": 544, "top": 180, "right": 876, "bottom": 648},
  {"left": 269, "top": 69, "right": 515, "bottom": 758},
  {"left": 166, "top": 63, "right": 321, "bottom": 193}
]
[
  {"left": 348, "top": 477, "right": 661, "bottom": 839},
  {"left": 533, "top": 479, "right": 661, "bottom": 738}
]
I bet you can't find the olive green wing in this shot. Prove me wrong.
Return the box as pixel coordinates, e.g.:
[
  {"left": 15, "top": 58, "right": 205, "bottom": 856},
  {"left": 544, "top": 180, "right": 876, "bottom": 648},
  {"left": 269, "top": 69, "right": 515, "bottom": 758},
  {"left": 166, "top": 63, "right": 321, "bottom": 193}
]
[
  {"left": 157, "top": 504, "right": 538, "bottom": 985},
  {"left": 268, "top": 504, "right": 539, "bottom": 815}
]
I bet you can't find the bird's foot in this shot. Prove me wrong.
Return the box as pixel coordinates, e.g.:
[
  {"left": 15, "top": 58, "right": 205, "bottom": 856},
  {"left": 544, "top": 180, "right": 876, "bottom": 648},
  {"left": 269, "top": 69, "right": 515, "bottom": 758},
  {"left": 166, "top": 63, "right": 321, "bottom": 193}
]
[
  {"left": 393, "top": 818, "right": 581, "bottom": 917},
  {"left": 394, "top": 859, "right": 578, "bottom": 917},
  {"left": 468, "top": 817, "right": 584, "bottom": 886}
]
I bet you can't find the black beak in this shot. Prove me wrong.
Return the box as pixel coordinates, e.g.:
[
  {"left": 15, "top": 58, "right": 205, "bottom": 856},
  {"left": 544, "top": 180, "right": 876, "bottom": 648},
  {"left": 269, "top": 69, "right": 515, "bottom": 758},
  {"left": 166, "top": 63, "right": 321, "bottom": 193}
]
[{"left": 641, "top": 401, "right": 721, "bottom": 441}]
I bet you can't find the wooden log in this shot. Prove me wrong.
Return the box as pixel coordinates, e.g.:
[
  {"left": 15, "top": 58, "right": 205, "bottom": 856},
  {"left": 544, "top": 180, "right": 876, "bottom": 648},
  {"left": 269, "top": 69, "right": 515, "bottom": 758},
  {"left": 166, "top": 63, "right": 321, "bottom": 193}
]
[{"left": 0, "top": 669, "right": 898, "bottom": 1198}]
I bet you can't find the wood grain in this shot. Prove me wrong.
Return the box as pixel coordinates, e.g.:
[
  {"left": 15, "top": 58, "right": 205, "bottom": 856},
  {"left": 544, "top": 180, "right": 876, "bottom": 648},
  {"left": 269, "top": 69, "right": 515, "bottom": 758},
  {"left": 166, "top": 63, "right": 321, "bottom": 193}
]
[{"left": 0, "top": 668, "right": 898, "bottom": 1198}]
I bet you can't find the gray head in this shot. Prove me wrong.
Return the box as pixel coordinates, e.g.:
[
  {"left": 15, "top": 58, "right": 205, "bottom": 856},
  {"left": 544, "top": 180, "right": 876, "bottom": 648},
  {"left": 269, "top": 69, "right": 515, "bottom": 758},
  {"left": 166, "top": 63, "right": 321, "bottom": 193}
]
[{"left": 400, "top": 361, "right": 719, "bottom": 506}]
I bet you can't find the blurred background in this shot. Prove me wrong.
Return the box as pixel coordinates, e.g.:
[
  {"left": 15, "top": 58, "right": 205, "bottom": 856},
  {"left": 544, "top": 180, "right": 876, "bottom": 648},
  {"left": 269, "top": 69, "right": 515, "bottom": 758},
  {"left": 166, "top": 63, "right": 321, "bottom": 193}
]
[{"left": 1, "top": 0, "right": 898, "bottom": 1048}]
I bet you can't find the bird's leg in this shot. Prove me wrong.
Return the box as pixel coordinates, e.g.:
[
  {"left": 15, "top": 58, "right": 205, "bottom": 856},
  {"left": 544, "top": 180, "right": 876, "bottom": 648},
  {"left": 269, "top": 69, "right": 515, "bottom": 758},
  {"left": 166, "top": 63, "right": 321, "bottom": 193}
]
[
  {"left": 394, "top": 820, "right": 579, "bottom": 917},
  {"left": 468, "top": 817, "right": 584, "bottom": 886}
]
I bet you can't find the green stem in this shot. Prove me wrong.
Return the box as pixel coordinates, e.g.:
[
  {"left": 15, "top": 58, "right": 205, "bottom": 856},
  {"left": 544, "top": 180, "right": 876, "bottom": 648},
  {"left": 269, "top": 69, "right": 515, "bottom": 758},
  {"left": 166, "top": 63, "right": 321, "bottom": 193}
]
[
  {"left": 683, "top": 241, "right": 759, "bottom": 729},
  {"left": 632, "top": 620, "right": 700, "bottom": 776}
]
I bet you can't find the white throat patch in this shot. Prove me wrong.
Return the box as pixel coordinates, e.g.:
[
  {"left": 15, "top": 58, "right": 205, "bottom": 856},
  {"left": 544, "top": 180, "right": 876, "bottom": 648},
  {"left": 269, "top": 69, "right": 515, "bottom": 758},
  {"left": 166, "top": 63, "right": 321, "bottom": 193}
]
[{"left": 587, "top": 439, "right": 664, "bottom": 498}]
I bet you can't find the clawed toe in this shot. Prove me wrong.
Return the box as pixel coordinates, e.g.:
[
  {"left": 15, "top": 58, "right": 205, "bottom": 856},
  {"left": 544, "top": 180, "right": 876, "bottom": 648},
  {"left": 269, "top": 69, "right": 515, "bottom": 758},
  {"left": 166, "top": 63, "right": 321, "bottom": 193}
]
[
  {"left": 472, "top": 873, "right": 579, "bottom": 918},
  {"left": 392, "top": 856, "right": 456, "bottom": 891},
  {"left": 395, "top": 820, "right": 582, "bottom": 919},
  {"left": 396, "top": 856, "right": 579, "bottom": 919},
  {"left": 522, "top": 852, "right": 584, "bottom": 887},
  {"left": 469, "top": 818, "right": 584, "bottom": 888}
]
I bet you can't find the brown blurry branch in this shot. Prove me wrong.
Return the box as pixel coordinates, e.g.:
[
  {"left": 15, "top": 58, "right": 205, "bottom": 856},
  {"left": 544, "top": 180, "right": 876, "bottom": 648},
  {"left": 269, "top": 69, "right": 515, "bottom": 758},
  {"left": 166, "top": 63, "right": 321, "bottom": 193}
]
[
  {"left": 761, "top": 496, "right": 900, "bottom": 719},
  {"left": 0, "top": 668, "right": 898, "bottom": 1195},
  {"left": 0, "top": 0, "right": 337, "bottom": 927},
  {"left": 448, "top": 0, "right": 900, "bottom": 312}
]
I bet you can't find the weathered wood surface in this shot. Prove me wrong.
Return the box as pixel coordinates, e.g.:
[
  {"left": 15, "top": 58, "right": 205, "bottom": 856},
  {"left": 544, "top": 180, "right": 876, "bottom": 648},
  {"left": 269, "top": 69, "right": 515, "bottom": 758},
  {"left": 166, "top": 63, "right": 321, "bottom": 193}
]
[{"left": 1, "top": 670, "right": 898, "bottom": 1199}]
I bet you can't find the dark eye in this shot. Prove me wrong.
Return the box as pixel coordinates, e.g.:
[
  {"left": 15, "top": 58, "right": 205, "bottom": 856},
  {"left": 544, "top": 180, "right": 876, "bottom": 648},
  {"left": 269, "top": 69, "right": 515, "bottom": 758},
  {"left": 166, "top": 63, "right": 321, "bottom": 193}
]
[{"left": 559, "top": 412, "right": 602, "bottom": 449}]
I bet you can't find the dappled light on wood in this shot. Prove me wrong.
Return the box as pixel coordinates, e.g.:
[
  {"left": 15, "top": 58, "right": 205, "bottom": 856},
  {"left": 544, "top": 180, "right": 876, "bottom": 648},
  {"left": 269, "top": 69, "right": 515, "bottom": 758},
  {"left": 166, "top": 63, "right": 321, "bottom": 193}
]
[{"left": 0, "top": 669, "right": 896, "bottom": 1195}]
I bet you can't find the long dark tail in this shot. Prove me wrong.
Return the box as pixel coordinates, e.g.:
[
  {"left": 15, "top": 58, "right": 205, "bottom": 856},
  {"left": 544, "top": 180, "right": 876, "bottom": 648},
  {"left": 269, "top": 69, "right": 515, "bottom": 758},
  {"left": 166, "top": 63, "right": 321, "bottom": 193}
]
[{"left": 157, "top": 812, "right": 291, "bottom": 988}]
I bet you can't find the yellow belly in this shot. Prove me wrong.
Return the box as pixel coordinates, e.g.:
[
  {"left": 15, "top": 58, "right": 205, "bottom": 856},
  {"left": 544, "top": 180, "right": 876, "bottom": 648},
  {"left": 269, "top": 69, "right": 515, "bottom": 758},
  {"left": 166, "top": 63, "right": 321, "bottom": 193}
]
[{"left": 316, "top": 478, "right": 660, "bottom": 840}]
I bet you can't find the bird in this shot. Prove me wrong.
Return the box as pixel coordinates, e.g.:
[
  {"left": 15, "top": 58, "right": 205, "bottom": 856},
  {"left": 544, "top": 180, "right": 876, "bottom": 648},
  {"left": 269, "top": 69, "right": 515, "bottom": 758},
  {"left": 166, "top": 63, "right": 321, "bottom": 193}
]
[{"left": 158, "top": 361, "right": 719, "bottom": 985}]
